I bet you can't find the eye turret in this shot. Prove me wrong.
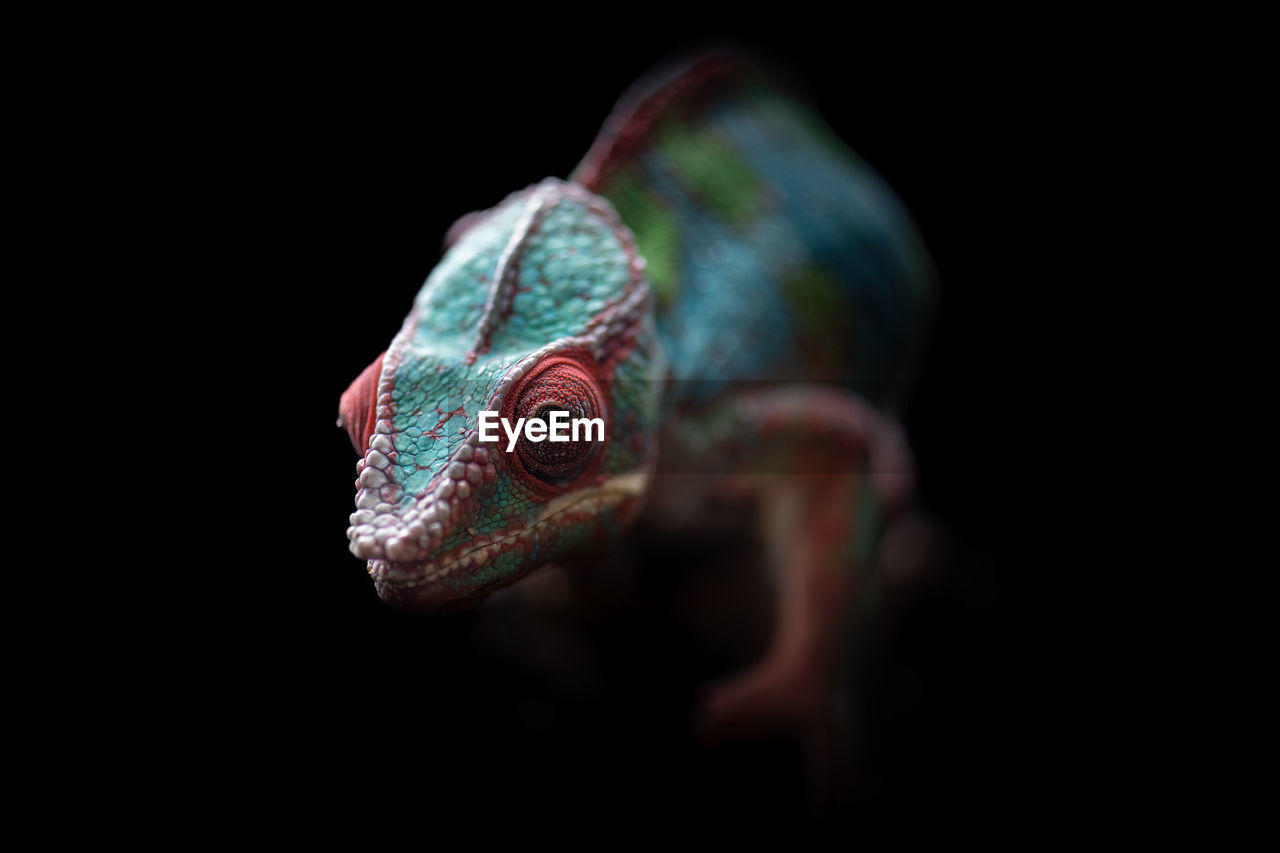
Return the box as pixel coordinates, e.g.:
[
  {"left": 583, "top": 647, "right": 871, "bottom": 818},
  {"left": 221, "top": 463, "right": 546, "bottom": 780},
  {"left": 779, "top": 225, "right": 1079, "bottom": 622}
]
[{"left": 505, "top": 355, "right": 607, "bottom": 489}]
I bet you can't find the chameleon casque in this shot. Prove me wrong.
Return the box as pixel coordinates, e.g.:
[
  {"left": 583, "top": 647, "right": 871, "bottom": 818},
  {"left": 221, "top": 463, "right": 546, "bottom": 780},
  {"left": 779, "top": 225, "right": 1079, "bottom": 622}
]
[{"left": 339, "top": 53, "right": 934, "bottom": 743}]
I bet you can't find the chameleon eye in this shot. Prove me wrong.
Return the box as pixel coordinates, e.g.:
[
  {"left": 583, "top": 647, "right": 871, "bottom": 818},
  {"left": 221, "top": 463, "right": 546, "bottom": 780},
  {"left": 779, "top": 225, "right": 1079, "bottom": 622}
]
[
  {"left": 506, "top": 355, "right": 607, "bottom": 488},
  {"left": 339, "top": 351, "right": 385, "bottom": 453}
]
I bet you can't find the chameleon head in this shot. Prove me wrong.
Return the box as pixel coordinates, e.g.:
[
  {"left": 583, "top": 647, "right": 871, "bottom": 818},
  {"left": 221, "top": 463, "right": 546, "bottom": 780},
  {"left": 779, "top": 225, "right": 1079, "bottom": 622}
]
[{"left": 339, "top": 179, "right": 665, "bottom": 611}]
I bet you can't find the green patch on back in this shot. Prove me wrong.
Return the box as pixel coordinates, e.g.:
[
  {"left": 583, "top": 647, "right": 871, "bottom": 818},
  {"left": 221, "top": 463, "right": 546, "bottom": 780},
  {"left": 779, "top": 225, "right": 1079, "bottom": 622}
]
[
  {"left": 784, "top": 263, "right": 852, "bottom": 379},
  {"left": 656, "top": 116, "right": 760, "bottom": 227},
  {"left": 599, "top": 169, "right": 679, "bottom": 310},
  {"left": 784, "top": 263, "right": 844, "bottom": 336}
]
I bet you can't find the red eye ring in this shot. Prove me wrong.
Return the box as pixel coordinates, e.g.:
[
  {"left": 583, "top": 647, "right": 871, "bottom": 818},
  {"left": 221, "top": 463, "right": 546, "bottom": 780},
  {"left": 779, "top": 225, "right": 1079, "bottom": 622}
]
[{"left": 498, "top": 351, "right": 609, "bottom": 495}]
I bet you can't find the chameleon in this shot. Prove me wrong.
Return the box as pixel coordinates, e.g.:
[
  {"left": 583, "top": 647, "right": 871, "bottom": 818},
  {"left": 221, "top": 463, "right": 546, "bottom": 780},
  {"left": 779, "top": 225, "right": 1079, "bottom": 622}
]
[{"left": 339, "top": 52, "right": 934, "bottom": 746}]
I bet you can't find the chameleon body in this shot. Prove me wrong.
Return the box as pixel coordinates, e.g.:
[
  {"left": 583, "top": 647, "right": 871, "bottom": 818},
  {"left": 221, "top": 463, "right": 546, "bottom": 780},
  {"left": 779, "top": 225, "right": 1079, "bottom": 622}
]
[{"left": 340, "top": 54, "right": 933, "bottom": 739}]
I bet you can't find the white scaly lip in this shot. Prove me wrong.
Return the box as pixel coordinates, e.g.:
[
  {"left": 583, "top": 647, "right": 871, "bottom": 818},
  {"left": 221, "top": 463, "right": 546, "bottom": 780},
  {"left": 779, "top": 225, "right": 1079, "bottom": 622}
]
[
  {"left": 345, "top": 347, "right": 549, "bottom": 566},
  {"left": 369, "top": 471, "right": 650, "bottom": 591},
  {"left": 347, "top": 340, "right": 639, "bottom": 566}
]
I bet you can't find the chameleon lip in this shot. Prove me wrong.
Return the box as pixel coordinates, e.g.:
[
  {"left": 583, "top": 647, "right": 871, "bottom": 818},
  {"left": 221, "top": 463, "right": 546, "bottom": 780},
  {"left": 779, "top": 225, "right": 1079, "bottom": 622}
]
[
  {"left": 347, "top": 342, "right": 617, "bottom": 565},
  {"left": 369, "top": 471, "right": 650, "bottom": 594}
]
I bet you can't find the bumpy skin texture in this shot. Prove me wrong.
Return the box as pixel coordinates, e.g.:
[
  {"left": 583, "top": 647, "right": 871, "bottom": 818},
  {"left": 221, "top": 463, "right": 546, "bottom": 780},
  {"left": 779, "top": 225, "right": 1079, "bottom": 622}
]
[
  {"left": 339, "top": 54, "right": 935, "bottom": 744},
  {"left": 341, "top": 180, "right": 665, "bottom": 610}
]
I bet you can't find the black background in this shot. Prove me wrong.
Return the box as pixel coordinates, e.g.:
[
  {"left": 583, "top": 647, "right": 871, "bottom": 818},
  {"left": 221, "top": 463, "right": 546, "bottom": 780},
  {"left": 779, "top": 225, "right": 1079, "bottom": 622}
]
[{"left": 180, "top": 19, "right": 1067, "bottom": 827}]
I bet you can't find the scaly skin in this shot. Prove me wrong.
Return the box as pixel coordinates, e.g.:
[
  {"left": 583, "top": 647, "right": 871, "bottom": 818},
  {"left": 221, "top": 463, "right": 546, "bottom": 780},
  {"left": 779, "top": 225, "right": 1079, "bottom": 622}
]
[
  {"left": 339, "top": 53, "right": 934, "bottom": 760},
  {"left": 340, "top": 180, "right": 665, "bottom": 610}
]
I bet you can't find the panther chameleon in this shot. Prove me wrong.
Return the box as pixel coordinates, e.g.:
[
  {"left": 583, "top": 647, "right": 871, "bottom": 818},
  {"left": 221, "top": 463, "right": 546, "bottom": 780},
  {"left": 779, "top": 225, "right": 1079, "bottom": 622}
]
[{"left": 338, "top": 52, "right": 935, "bottom": 749}]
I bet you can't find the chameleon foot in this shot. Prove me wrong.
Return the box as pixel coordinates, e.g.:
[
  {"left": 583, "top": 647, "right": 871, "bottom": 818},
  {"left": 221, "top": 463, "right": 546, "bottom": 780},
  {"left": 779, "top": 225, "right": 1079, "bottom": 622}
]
[{"left": 695, "top": 644, "right": 832, "bottom": 741}]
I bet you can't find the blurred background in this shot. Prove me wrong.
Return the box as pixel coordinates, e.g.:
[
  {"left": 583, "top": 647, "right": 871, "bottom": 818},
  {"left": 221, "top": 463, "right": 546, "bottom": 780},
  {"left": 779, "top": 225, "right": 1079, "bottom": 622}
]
[{"left": 201, "top": 20, "right": 1059, "bottom": 825}]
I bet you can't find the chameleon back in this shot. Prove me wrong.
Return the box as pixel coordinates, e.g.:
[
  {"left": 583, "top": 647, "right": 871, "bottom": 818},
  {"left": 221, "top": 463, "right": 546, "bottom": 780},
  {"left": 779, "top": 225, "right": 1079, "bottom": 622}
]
[{"left": 574, "top": 55, "right": 935, "bottom": 408}]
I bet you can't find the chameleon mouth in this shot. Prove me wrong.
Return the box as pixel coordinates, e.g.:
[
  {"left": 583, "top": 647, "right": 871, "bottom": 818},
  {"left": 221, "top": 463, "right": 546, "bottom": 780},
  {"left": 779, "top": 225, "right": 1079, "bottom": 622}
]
[{"left": 368, "top": 471, "right": 649, "bottom": 606}]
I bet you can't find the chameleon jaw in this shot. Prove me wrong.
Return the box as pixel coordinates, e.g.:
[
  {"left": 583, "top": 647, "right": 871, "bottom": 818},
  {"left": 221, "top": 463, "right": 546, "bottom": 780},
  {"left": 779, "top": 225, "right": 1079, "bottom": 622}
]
[{"left": 368, "top": 471, "right": 650, "bottom": 610}]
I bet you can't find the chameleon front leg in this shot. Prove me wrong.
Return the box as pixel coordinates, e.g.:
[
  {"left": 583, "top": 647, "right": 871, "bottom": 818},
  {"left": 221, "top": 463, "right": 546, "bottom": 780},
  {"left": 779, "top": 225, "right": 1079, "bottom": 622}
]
[
  {"left": 700, "top": 472, "right": 860, "bottom": 724},
  {"left": 697, "top": 471, "right": 872, "bottom": 803},
  {"left": 664, "top": 387, "right": 913, "bottom": 774}
]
